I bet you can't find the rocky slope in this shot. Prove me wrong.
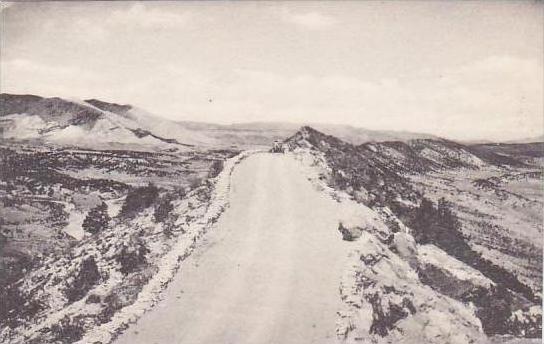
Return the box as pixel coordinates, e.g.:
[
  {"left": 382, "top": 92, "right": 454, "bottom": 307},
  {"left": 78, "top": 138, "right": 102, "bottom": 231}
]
[
  {"left": 285, "top": 126, "right": 542, "bottom": 343},
  {"left": 0, "top": 93, "right": 249, "bottom": 343},
  {"left": 0, "top": 142, "right": 249, "bottom": 343}
]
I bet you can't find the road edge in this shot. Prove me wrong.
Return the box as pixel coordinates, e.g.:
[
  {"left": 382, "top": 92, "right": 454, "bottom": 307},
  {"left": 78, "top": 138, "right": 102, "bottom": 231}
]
[{"left": 76, "top": 150, "right": 260, "bottom": 344}]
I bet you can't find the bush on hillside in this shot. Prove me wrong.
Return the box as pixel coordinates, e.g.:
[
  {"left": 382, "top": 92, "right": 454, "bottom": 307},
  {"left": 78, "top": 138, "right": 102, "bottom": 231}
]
[
  {"left": 173, "top": 186, "right": 187, "bottom": 199},
  {"left": 116, "top": 240, "right": 149, "bottom": 274},
  {"left": 208, "top": 160, "right": 224, "bottom": 178},
  {"left": 82, "top": 202, "right": 110, "bottom": 234},
  {"left": 65, "top": 256, "right": 101, "bottom": 302},
  {"left": 154, "top": 195, "right": 174, "bottom": 223},
  {"left": 187, "top": 176, "right": 202, "bottom": 190},
  {"left": 120, "top": 183, "right": 159, "bottom": 218},
  {"left": 408, "top": 197, "right": 473, "bottom": 258},
  {"left": 0, "top": 284, "right": 41, "bottom": 328},
  {"left": 49, "top": 315, "right": 86, "bottom": 343}
]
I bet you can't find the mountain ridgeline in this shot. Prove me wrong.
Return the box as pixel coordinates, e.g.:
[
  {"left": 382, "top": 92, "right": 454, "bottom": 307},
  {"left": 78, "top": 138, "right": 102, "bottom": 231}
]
[
  {"left": 0, "top": 93, "right": 444, "bottom": 151},
  {"left": 285, "top": 126, "right": 543, "bottom": 339},
  {"left": 285, "top": 125, "right": 542, "bottom": 211}
]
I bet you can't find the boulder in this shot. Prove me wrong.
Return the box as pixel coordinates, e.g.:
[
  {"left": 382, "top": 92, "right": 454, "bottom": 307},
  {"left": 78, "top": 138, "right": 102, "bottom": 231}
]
[{"left": 338, "top": 222, "right": 362, "bottom": 241}]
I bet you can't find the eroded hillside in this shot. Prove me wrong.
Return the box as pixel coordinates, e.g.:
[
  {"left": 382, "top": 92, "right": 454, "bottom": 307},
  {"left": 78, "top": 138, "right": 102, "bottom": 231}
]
[
  {"left": 0, "top": 95, "right": 244, "bottom": 343},
  {"left": 285, "top": 126, "right": 543, "bottom": 343},
  {"left": 0, "top": 142, "right": 242, "bottom": 343}
]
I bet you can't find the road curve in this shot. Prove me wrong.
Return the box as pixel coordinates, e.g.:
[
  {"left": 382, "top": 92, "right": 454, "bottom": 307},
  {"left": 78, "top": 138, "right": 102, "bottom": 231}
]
[{"left": 115, "top": 153, "right": 349, "bottom": 344}]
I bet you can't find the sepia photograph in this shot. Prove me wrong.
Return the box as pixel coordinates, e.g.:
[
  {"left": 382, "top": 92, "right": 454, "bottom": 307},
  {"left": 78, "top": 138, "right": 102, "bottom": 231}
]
[{"left": 0, "top": 1, "right": 542, "bottom": 343}]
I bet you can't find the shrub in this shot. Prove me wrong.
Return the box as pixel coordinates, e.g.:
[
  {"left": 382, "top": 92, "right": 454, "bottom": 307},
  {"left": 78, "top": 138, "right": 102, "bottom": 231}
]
[
  {"left": 65, "top": 256, "right": 101, "bottom": 302},
  {"left": 385, "top": 218, "right": 401, "bottom": 233},
  {"left": 82, "top": 202, "right": 110, "bottom": 234},
  {"left": 0, "top": 284, "right": 26, "bottom": 327},
  {"left": 154, "top": 196, "right": 174, "bottom": 223},
  {"left": 86, "top": 294, "right": 101, "bottom": 304},
  {"left": 49, "top": 315, "right": 85, "bottom": 343},
  {"left": 97, "top": 292, "right": 123, "bottom": 324},
  {"left": 187, "top": 176, "right": 202, "bottom": 190},
  {"left": 173, "top": 187, "right": 186, "bottom": 199},
  {"left": 208, "top": 160, "right": 224, "bottom": 178},
  {"left": 0, "top": 232, "right": 6, "bottom": 251},
  {"left": 409, "top": 197, "right": 467, "bottom": 257},
  {"left": 473, "top": 286, "right": 517, "bottom": 335},
  {"left": 337, "top": 222, "right": 362, "bottom": 241},
  {"left": 120, "top": 183, "right": 159, "bottom": 218},
  {"left": 368, "top": 292, "right": 415, "bottom": 336},
  {"left": 116, "top": 241, "right": 149, "bottom": 274}
]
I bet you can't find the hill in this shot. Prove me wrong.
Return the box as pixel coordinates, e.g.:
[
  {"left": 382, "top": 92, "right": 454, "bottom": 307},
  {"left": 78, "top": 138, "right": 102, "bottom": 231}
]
[
  {"left": 285, "top": 126, "right": 543, "bottom": 342},
  {"left": 0, "top": 94, "right": 216, "bottom": 151},
  {"left": 1, "top": 93, "right": 439, "bottom": 151}
]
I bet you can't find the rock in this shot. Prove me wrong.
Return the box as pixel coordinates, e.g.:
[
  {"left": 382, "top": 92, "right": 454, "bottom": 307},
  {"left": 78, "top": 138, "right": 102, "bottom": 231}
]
[
  {"left": 391, "top": 232, "right": 418, "bottom": 264},
  {"left": 338, "top": 222, "right": 363, "bottom": 241},
  {"left": 506, "top": 305, "right": 542, "bottom": 338}
]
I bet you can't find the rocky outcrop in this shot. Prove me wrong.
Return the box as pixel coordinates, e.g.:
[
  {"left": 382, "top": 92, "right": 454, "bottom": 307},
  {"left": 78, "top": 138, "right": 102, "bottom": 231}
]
[
  {"left": 286, "top": 129, "right": 542, "bottom": 342},
  {"left": 338, "top": 231, "right": 487, "bottom": 344}
]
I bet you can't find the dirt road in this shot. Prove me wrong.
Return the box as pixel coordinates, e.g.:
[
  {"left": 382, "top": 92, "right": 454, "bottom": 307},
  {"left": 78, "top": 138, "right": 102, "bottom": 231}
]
[{"left": 115, "top": 153, "right": 349, "bottom": 344}]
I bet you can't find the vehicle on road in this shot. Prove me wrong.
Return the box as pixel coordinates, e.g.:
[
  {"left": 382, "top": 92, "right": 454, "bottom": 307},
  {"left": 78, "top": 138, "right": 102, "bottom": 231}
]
[{"left": 271, "top": 140, "right": 284, "bottom": 153}]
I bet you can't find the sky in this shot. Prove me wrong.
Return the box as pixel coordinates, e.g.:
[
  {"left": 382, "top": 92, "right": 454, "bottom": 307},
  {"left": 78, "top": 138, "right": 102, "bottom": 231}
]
[{"left": 1, "top": 1, "right": 543, "bottom": 141}]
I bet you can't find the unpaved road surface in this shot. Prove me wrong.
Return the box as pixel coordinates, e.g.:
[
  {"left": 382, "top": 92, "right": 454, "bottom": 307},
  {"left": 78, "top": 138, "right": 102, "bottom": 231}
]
[{"left": 115, "top": 153, "right": 349, "bottom": 344}]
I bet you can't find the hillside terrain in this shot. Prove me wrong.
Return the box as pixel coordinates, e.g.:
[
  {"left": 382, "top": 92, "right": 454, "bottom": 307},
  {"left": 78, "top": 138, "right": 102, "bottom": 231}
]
[
  {"left": 0, "top": 94, "right": 244, "bottom": 343},
  {"left": 0, "top": 93, "right": 542, "bottom": 343},
  {"left": 285, "top": 127, "right": 542, "bottom": 343},
  {"left": 0, "top": 94, "right": 215, "bottom": 150},
  {"left": 0, "top": 141, "right": 243, "bottom": 343}
]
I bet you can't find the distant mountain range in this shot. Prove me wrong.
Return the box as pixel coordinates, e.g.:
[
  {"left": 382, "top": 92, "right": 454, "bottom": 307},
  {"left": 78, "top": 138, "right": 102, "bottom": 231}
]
[
  {"left": 0, "top": 93, "right": 438, "bottom": 150},
  {"left": 1, "top": 93, "right": 541, "bottom": 150},
  {"left": 504, "top": 134, "right": 544, "bottom": 144}
]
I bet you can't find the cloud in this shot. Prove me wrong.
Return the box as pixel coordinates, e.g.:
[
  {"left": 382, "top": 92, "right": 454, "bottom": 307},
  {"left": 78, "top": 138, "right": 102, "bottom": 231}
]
[
  {"left": 156, "top": 56, "right": 541, "bottom": 141},
  {"left": 108, "top": 3, "right": 192, "bottom": 30},
  {"left": 280, "top": 9, "right": 336, "bottom": 30},
  {"left": 2, "top": 58, "right": 95, "bottom": 82},
  {"left": 3, "top": 54, "right": 541, "bottom": 141},
  {"left": 1, "top": 59, "right": 105, "bottom": 97},
  {"left": 1, "top": 2, "right": 13, "bottom": 12}
]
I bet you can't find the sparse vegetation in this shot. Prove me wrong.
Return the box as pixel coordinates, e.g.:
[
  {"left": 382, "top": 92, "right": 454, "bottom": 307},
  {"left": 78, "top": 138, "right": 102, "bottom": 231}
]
[
  {"left": 208, "top": 159, "right": 224, "bottom": 178},
  {"left": 120, "top": 183, "right": 159, "bottom": 218},
  {"left": 48, "top": 315, "right": 86, "bottom": 343},
  {"left": 82, "top": 202, "right": 110, "bottom": 234},
  {"left": 154, "top": 195, "right": 174, "bottom": 223},
  {"left": 188, "top": 176, "right": 202, "bottom": 190},
  {"left": 368, "top": 292, "right": 416, "bottom": 336},
  {"left": 116, "top": 239, "right": 150, "bottom": 275},
  {"left": 286, "top": 126, "right": 543, "bottom": 339},
  {"left": 337, "top": 222, "right": 362, "bottom": 241},
  {"left": 0, "top": 95, "right": 241, "bottom": 343},
  {"left": 408, "top": 197, "right": 467, "bottom": 256},
  {"left": 0, "top": 284, "right": 41, "bottom": 328},
  {"left": 65, "top": 256, "right": 101, "bottom": 303}
]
